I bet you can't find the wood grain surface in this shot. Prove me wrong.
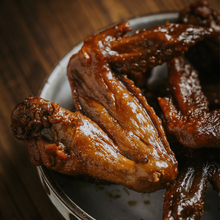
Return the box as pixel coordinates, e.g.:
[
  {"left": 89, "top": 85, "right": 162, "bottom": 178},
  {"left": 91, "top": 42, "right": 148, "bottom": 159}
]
[{"left": 0, "top": 0, "right": 219, "bottom": 219}]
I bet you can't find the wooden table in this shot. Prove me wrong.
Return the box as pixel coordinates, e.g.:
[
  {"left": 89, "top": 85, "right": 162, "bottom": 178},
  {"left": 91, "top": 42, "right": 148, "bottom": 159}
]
[{"left": 0, "top": 0, "right": 219, "bottom": 219}]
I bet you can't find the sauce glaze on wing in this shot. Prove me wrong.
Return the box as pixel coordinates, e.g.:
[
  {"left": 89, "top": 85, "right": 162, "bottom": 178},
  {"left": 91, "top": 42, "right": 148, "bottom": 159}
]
[
  {"left": 158, "top": 57, "right": 220, "bottom": 149},
  {"left": 163, "top": 145, "right": 220, "bottom": 220},
  {"left": 12, "top": 96, "right": 177, "bottom": 192},
  {"left": 179, "top": 0, "right": 220, "bottom": 76},
  {"left": 67, "top": 22, "right": 182, "bottom": 193}
]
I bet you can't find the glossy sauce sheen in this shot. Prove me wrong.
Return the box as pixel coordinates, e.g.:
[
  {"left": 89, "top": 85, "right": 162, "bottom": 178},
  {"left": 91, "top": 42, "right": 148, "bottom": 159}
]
[
  {"left": 12, "top": 96, "right": 178, "bottom": 192},
  {"left": 67, "top": 21, "right": 216, "bottom": 192},
  {"left": 158, "top": 57, "right": 220, "bottom": 149},
  {"left": 163, "top": 146, "right": 220, "bottom": 220},
  {"left": 106, "top": 22, "right": 216, "bottom": 86},
  {"left": 179, "top": 0, "right": 220, "bottom": 75},
  {"left": 11, "top": 8, "right": 219, "bottom": 199}
]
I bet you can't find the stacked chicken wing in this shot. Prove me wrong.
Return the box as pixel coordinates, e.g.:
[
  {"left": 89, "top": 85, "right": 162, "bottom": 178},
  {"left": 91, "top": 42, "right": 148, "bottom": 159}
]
[{"left": 11, "top": 1, "right": 219, "bottom": 219}]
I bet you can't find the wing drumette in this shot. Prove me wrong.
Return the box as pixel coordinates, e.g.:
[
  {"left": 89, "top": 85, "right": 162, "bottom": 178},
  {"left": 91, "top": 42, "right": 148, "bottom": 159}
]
[{"left": 158, "top": 56, "right": 220, "bottom": 149}]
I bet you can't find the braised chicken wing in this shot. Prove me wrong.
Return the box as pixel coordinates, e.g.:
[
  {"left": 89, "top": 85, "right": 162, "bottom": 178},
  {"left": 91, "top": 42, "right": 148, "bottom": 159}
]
[
  {"left": 102, "top": 22, "right": 216, "bottom": 87},
  {"left": 12, "top": 96, "right": 176, "bottom": 193},
  {"left": 66, "top": 22, "right": 195, "bottom": 193},
  {"left": 163, "top": 146, "right": 220, "bottom": 220},
  {"left": 107, "top": 22, "right": 217, "bottom": 75},
  {"left": 158, "top": 57, "right": 220, "bottom": 149},
  {"left": 179, "top": 0, "right": 220, "bottom": 76},
  {"left": 12, "top": 21, "right": 217, "bottom": 194}
]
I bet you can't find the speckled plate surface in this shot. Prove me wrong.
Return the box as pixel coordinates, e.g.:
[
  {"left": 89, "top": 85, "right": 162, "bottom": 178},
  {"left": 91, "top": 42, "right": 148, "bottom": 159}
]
[{"left": 37, "top": 12, "right": 220, "bottom": 220}]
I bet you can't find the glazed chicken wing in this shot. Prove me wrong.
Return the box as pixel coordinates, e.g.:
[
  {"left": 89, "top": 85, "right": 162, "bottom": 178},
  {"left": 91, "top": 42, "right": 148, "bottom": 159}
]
[
  {"left": 179, "top": 0, "right": 220, "bottom": 76},
  {"left": 11, "top": 96, "right": 176, "bottom": 193},
  {"left": 158, "top": 56, "right": 220, "bottom": 149},
  {"left": 12, "top": 21, "right": 216, "bottom": 194},
  {"left": 10, "top": 2, "right": 220, "bottom": 219},
  {"left": 66, "top": 22, "right": 202, "bottom": 193},
  {"left": 64, "top": 21, "right": 218, "bottom": 192},
  {"left": 11, "top": 96, "right": 176, "bottom": 192},
  {"left": 163, "top": 146, "right": 220, "bottom": 220},
  {"left": 107, "top": 22, "right": 216, "bottom": 75}
]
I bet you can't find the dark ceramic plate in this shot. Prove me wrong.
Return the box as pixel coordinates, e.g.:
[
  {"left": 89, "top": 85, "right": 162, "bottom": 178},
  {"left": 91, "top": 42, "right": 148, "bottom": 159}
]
[{"left": 37, "top": 12, "right": 220, "bottom": 220}]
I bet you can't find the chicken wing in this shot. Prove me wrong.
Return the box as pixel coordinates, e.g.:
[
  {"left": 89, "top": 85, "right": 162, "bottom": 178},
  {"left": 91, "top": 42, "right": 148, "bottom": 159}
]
[
  {"left": 107, "top": 22, "right": 217, "bottom": 76},
  {"left": 11, "top": 96, "right": 176, "bottom": 193},
  {"left": 179, "top": 0, "right": 220, "bottom": 76},
  {"left": 158, "top": 56, "right": 220, "bottom": 149},
  {"left": 73, "top": 22, "right": 217, "bottom": 88},
  {"left": 66, "top": 22, "right": 192, "bottom": 193},
  {"left": 163, "top": 146, "right": 220, "bottom": 220},
  {"left": 11, "top": 96, "right": 164, "bottom": 192}
]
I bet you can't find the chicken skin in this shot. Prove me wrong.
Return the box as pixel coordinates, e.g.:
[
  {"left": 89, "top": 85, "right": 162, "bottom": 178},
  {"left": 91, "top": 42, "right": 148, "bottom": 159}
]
[
  {"left": 67, "top": 21, "right": 217, "bottom": 164},
  {"left": 67, "top": 21, "right": 216, "bottom": 192},
  {"left": 85, "top": 22, "right": 216, "bottom": 87},
  {"left": 158, "top": 57, "right": 220, "bottom": 149},
  {"left": 163, "top": 145, "right": 220, "bottom": 220},
  {"left": 179, "top": 0, "right": 220, "bottom": 76},
  {"left": 11, "top": 96, "right": 177, "bottom": 193},
  {"left": 11, "top": 10, "right": 219, "bottom": 203},
  {"left": 107, "top": 22, "right": 216, "bottom": 73}
]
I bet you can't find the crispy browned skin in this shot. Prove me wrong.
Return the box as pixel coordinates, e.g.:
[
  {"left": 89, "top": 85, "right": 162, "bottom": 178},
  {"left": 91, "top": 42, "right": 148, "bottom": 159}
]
[
  {"left": 11, "top": 96, "right": 176, "bottom": 193},
  {"left": 163, "top": 146, "right": 220, "bottom": 220},
  {"left": 158, "top": 57, "right": 220, "bottom": 149},
  {"left": 67, "top": 22, "right": 184, "bottom": 193},
  {"left": 179, "top": 0, "right": 220, "bottom": 76}
]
